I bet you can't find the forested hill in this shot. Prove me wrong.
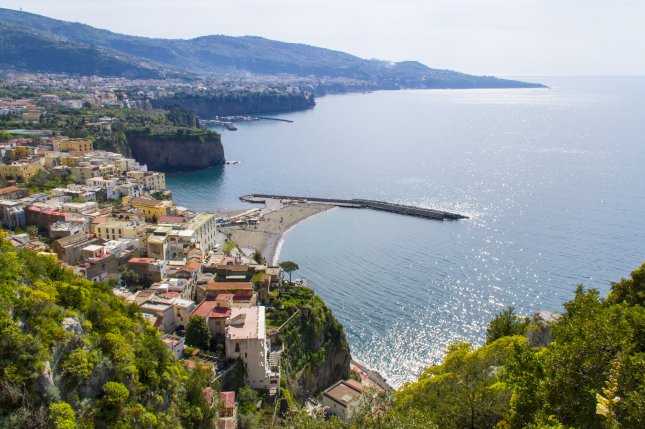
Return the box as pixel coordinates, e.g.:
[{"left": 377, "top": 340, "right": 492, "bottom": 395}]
[
  {"left": 0, "top": 233, "right": 214, "bottom": 428},
  {"left": 0, "top": 8, "right": 544, "bottom": 89}
]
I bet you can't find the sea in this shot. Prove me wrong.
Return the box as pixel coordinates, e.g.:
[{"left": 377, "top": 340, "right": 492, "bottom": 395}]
[{"left": 166, "top": 76, "right": 645, "bottom": 388}]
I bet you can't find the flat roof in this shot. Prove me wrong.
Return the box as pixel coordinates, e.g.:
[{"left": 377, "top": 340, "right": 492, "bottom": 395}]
[
  {"left": 323, "top": 380, "right": 364, "bottom": 405},
  {"left": 207, "top": 282, "right": 253, "bottom": 292},
  {"left": 227, "top": 306, "right": 264, "bottom": 340}
]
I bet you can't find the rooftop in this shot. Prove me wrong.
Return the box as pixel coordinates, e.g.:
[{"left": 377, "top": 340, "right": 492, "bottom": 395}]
[
  {"left": 323, "top": 380, "right": 364, "bottom": 406},
  {"left": 207, "top": 282, "right": 253, "bottom": 292},
  {"left": 220, "top": 391, "right": 235, "bottom": 409},
  {"left": 227, "top": 306, "right": 264, "bottom": 340}
]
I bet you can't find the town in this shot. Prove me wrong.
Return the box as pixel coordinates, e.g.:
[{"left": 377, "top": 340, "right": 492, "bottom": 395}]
[{"left": 0, "top": 81, "right": 382, "bottom": 428}]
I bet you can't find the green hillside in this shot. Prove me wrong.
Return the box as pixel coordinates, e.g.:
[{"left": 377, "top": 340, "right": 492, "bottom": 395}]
[
  {"left": 0, "top": 232, "right": 214, "bottom": 428},
  {"left": 0, "top": 7, "right": 544, "bottom": 89}
]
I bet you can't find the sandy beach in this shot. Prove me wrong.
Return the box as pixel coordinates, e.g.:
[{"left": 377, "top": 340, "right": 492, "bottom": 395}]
[{"left": 220, "top": 202, "right": 333, "bottom": 264}]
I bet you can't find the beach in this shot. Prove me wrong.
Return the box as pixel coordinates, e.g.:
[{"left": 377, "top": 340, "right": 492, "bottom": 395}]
[{"left": 220, "top": 201, "right": 333, "bottom": 264}]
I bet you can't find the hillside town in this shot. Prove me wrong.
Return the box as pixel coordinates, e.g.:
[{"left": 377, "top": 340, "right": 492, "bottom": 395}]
[{"left": 0, "top": 126, "right": 377, "bottom": 427}]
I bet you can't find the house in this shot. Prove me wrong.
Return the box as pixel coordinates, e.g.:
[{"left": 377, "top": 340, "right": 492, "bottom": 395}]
[
  {"left": 205, "top": 281, "right": 253, "bottom": 298},
  {"left": 140, "top": 300, "right": 176, "bottom": 333},
  {"left": 53, "top": 138, "right": 93, "bottom": 153},
  {"left": 225, "top": 306, "right": 279, "bottom": 390},
  {"left": 123, "top": 196, "right": 174, "bottom": 222},
  {"left": 95, "top": 220, "right": 146, "bottom": 242},
  {"left": 127, "top": 257, "right": 168, "bottom": 285},
  {"left": 0, "top": 200, "right": 26, "bottom": 229},
  {"left": 0, "top": 161, "right": 43, "bottom": 181},
  {"left": 162, "top": 334, "right": 185, "bottom": 359},
  {"left": 51, "top": 233, "right": 103, "bottom": 265},
  {"left": 76, "top": 247, "right": 118, "bottom": 282},
  {"left": 0, "top": 185, "right": 26, "bottom": 200},
  {"left": 219, "top": 391, "right": 236, "bottom": 417},
  {"left": 322, "top": 379, "right": 365, "bottom": 421},
  {"left": 191, "top": 298, "right": 231, "bottom": 338},
  {"left": 185, "top": 213, "right": 218, "bottom": 251}
]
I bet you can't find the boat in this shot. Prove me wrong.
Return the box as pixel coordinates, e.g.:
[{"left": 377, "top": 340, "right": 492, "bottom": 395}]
[{"left": 224, "top": 123, "right": 237, "bottom": 131}]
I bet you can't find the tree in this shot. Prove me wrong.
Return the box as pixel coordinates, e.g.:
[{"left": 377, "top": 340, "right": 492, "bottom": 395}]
[
  {"left": 395, "top": 336, "right": 523, "bottom": 429},
  {"left": 0, "top": 130, "right": 11, "bottom": 141},
  {"left": 185, "top": 315, "right": 210, "bottom": 350},
  {"left": 238, "top": 385, "right": 259, "bottom": 414},
  {"left": 222, "top": 240, "right": 236, "bottom": 256},
  {"left": 25, "top": 225, "right": 39, "bottom": 239},
  {"left": 48, "top": 402, "right": 76, "bottom": 429},
  {"left": 279, "top": 260, "right": 300, "bottom": 283},
  {"left": 486, "top": 306, "right": 529, "bottom": 344}
]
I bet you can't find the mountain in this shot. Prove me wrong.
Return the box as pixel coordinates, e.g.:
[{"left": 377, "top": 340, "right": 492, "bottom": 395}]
[{"left": 0, "top": 8, "right": 544, "bottom": 89}]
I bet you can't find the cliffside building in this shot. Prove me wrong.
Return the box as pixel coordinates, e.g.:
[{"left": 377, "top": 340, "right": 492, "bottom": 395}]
[{"left": 225, "top": 306, "right": 279, "bottom": 391}]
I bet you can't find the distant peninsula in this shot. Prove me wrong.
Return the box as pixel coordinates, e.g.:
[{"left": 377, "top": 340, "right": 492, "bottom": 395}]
[{"left": 0, "top": 7, "right": 544, "bottom": 92}]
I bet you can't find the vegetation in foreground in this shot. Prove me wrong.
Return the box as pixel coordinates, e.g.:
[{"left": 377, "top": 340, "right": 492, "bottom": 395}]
[
  {"left": 1, "top": 223, "right": 643, "bottom": 428},
  {"left": 283, "top": 263, "right": 645, "bottom": 429},
  {"left": 0, "top": 232, "right": 214, "bottom": 428}
]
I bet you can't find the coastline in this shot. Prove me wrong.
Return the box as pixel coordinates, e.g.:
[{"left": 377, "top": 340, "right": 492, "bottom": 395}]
[{"left": 220, "top": 201, "right": 334, "bottom": 265}]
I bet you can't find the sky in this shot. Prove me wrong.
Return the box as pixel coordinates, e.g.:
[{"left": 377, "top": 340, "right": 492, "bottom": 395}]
[{"left": 1, "top": 0, "right": 644, "bottom": 76}]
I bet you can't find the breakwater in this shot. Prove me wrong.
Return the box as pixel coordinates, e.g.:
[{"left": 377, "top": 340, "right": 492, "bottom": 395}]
[{"left": 240, "top": 194, "right": 468, "bottom": 220}]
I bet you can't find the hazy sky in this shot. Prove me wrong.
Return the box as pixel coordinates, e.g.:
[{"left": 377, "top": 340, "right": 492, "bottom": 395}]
[{"left": 1, "top": 0, "right": 643, "bottom": 76}]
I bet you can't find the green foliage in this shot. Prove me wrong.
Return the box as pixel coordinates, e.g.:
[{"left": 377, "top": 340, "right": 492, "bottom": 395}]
[
  {"left": 396, "top": 336, "right": 523, "bottom": 428},
  {"left": 389, "top": 263, "right": 645, "bottom": 429},
  {"left": 0, "top": 130, "right": 11, "bottom": 141},
  {"left": 185, "top": 315, "right": 210, "bottom": 350},
  {"left": 238, "top": 385, "right": 259, "bottom": 414},
  {"left": 48, "top": 401, "right": 76, "bottom": 429},
  {"left": 486, "top": 306, "right": 529, "bottom": 344},
  {"left": 279, "top": 260, "right": 299, "bottom": 282},
  {"left": 222, "top": 240, "right": 236, "bottom": 256},
  {"left": 0, "top": 231, "right": 211, "bottom": 427}
]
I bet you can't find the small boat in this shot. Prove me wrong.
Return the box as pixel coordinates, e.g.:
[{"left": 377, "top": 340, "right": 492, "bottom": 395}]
[{"left": 224, "top": 123, "right": 237, "bottom": 131}]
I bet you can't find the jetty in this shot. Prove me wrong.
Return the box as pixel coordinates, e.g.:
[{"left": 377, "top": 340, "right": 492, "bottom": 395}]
[{"left": 240, "top": 194, "right": 468, "bottom": 220}]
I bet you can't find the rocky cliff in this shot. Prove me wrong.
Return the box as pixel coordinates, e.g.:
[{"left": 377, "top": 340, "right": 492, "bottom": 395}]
[
  {"left": 126, "top": 130, "right": 225, "bottom": 171},
  {"left": 270, "top": 289, "right": 351, "bottom": 402},
  {"left": 150, "top": 92, "right": 316, "bottom": 118}
]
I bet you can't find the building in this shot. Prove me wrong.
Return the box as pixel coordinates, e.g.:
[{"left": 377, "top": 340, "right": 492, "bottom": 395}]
[
  {"left": 0, "top": 162, "right": 43, "bottom": 181},
  {"left": 225, "top": 306, "right": 279, "bottom": 390},
  {"left": 53, "top": 138, "right": 93, "bottom": 153},
  {"left": 191, "top": 298, "right": 231, "bottom": 338},
  {"left": 95, "top": 220, "right": 146, "bottom": 242},
  {"left": 218, "top": 391, "right": 236, "bottom": 429},
  {"left": 123, "top": 196, "right": 174, "bottom": 222},
  {"left": 185, "top": 213, "right": 218, "bottom": 251},
  {"left": 204, "top": 281, "right": 253, "bottom": 300},
  {"left": 0, "top": 200, "right": 26, "bottom": 229},
  {"left": 128, "top": 257, "right": 168, "bottom": 285},
  {"left": 162, "top": 334, "right": 185, "bottom": 359},
  {"left": 0, "top": 185, "right": 27, "bottom": 200},
  {"left": 51, "top": 233, "right": 103, "bottom": 265},
  {"left": 322, "top": 379, "right": 365, "bottom": 421}
]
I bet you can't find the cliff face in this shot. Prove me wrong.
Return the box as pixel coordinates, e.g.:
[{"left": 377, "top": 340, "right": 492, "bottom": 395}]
[
  {"left": 275, "top": 293, "right": 351, "bottom": 402},
  {"left": 126, "top": 131, "right": 225, "bottom": 171},
  {"left": 151, "top": 92, "right": 316, "bottom": 118}
]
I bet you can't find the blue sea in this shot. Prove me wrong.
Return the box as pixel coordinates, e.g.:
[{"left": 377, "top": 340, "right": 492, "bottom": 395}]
[{"left": 166, "top": 77, "right": 645, "bottom": 387}]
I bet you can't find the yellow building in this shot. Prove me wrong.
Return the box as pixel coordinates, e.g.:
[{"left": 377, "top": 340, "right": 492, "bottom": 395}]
[
  {"left": 5, "top": 146, "right": 33, "bottom": 161},
  {"left": 127, "top": 171, "right": 166, "bottom": 190},
  {"left": 122, "top": 196, "right": 174, "bottom": 222},
  {"left": 54, "top": 138, "right": 94, "bottom": 153},
  {"left": 0, "top": 162, "right": 43, "bottom": 181},
  {"left": 95, "top": 220, "right": 146, "bottom": 241}
]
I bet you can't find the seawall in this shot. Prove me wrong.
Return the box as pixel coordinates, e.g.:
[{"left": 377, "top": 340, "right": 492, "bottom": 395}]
[{"left": 240, "top": 194, "right": 468, "bottom": 221}]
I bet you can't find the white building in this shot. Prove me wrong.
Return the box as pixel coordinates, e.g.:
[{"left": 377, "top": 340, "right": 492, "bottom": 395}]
[
  {"left": 186, "top": 213, "right": 218, "bottom": 251},
  {"left": 225, "top": 306, "right": 279, "bottom": 390}
]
